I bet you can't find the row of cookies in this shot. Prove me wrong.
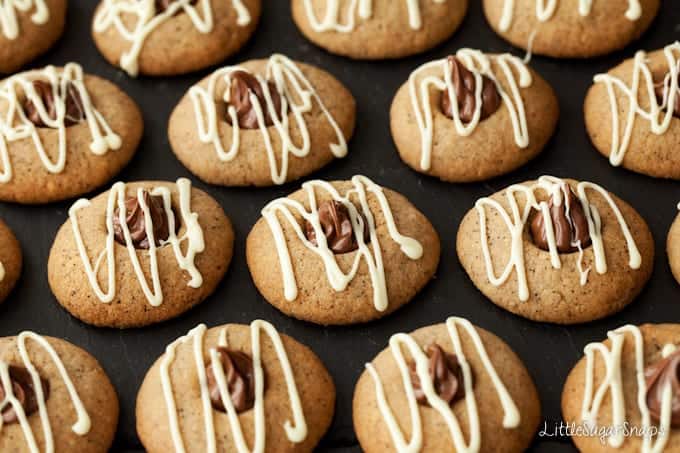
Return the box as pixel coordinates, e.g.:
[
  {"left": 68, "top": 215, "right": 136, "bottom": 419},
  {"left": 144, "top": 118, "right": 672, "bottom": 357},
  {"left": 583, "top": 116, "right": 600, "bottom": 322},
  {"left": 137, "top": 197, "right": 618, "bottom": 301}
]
[
  {"left": 3, "top": 314, "right": 678, "bottom": 452},
  {"left": 3, "top": 40, "right": 679, "bottom": 206},
  {"left": 2, "top": 0, "right": 662, "bottom": 76},
  {"left": 0, "top": 170, "right": 672, "bottom": 329}
]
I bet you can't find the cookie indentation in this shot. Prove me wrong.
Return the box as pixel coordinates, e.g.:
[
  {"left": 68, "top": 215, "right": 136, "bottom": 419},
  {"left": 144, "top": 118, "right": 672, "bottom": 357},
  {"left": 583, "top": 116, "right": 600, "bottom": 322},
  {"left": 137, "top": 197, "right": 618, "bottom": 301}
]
[
  {"left": 112, "top": 190, "right": 172, "bottom": 250},
  {"left": 645, "top": 348, "right": 680, "bottom": 427},
  {"left": 304, "top": 200, "right": 369, "bottom": 254},
  {"left": 205, "top": 347, "right": 259, "bottom": 414},
  {"left": 226, "top": 70, "right": 285, "bottom": 129},
  {"left": 440, "top": 56, "right": 500, "bottom": 123},
  {"left": 409, "top": 343, "right": 467, "bottom": 407},
  {"left": 0, "top": 365, "right": 50, "bottom": 424},
  {"left": 22, "top": 80, "right": 86, "bottom": 129}
]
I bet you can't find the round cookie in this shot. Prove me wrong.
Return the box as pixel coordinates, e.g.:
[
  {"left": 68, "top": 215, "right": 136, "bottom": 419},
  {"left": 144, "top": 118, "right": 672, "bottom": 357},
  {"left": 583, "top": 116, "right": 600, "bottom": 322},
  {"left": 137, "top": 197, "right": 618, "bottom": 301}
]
[
  {"left": 246, "top": 175, "right": 441, "bottom": 325},
  {"left": 168, "top": 54, "right": 356, "bottom": 187},
  {"left": 0, "top": 219, "right": 21, "bottom": 305},
  {"left": 0, "top": 0, "right": 67, "bottom": 74},
  {"left": 48, "top": 178, "right": 234, "bottom": 328},
  {"left": 92, "top": 0, "right": 262, "bottom": 77},
  {"left": 0, "top": 63, "right": 143, "bottom": 204},
  {"left": 482, "top": 0, "right": 659, "bottom": 58},
  {"left": 586, "top": 42, "right": 680, "bottom": 179},
  {"left": 353, "top": 317, "right": 540, "bottom": 452},
  {"left": 291, "top": 0, "right": 468, "bottom": 59},
  {"left": 391, "top": 49, "right": 558, "bottom": 183},
  {"left": 667, "top": 206, "right": 680, "bottom": 285},
  {"left": 136, "top": 320, "right": 335, "bottom": 453},
  {"left": 562, "top": 324, "right": 680, "bottom": 452},
  {"left": 0, "top": 332, "right": 118, "bottom": 452},
  {"left": 457, "top": 176, "right": 654, "bottom": 324}
]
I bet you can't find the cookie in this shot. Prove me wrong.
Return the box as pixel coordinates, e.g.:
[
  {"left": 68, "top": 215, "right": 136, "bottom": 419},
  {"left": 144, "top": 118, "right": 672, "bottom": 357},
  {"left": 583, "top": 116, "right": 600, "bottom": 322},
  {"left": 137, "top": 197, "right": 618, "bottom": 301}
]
[
  {"left": 136, "top": 320, "right": 335, "bottom": 452},
  {"left": 667, "top": 206, "right": 680, "bottom": 285},
  {"left": 246, "top": 175, "right": 440, "bottom": 325},
  {"left": 0, "top": 63, "right": 143, "bottom": 204},
  {"left": 586, "top": 42, "right": 680, "bottom": 179},
  {"left": 482, "top": 0, "right": 659, "bottom": 58},
  {"left": 391, "top": 49, "right": 559, "bottom": 183},
  {"left": 0, "top": 219, "right": 21, "bottom": 306},
  {"left": 562, "top": 324, "right": 680, "bottom": 452},
  {"left": 291, "top": 0, "right": 468, "bottom": 59},
  {"left": 47, "top": 178, "right": 234, "bottom": 328},
  {"left": 0, "top": 0, "right": 67, "bottom": 74},
  {"left": 353, "top": 316, "right": 540, "bottom": 452},
  {"left": 0, "top": 331, "right": 118, "bottom": 452},
  {"left": 92, "top": 0, "right": 262, "bottom": 77},
  {"left": 457, "top": 176, "right": 654, "bottom": 324},
  {"left": 168, "top": 54, "right": 356, "bottom": 187}
]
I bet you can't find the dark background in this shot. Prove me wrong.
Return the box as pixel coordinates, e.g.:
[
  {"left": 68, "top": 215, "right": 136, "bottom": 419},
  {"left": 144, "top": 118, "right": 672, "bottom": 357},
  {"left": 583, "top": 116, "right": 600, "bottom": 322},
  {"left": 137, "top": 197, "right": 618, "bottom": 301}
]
[{"left": 1, "top": 0, "right": 679, "bottom": 452}]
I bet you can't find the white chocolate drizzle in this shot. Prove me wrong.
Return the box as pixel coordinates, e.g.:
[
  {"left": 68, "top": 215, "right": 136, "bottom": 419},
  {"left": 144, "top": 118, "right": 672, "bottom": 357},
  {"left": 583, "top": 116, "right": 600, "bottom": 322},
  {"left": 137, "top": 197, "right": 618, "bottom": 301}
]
[
  {"left": 475, "top": 175, "right": 641, "bottom": 301},
  {"left": 92, "top": 0, "right": 251, "bottom": 77},
  {"left": 0, "top": 331, "right": 91, "bottom": 453},
  {"left": 190, "top": 53, "right": 348, "bottom": 185},
  {"left": 0, "top": 261, "right": 4, "bottom": 282},
  {"left": 302, "top": 0, "right": 445, "bottom": 32},
  {"left": 594, "top": 41, "right": 680, "bottom": 167},
  {"left": 408, "top": 49, "right": 532, "bottom": 171},
  {"left": 0, "top": 0, "right": 48, "bottom": 40},
  {"left": 0, "top": 63, "right": 121, "bottom": 184},
  {"left": 261, "top": 175, "right": 423, "bottom": 312},
  {"left": 366, "top": 317, "right": 519, "bottom": 453},
  {"left": 68, "top": 177, "right": 205, "bottom": 307},
  {"left": 499, "top": 0, "right": 641, "bottom": 32},
  {"left": 580, "top": 325, "right": 673, "bottom": 451},
  {"left": 160, "top": 320, "right": 307, "bottom": 453}
]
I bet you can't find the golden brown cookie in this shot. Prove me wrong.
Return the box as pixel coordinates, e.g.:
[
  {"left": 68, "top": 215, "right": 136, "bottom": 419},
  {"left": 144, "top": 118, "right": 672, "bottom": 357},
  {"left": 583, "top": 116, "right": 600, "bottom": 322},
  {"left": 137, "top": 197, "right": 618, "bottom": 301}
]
[
  {"left": 0, "top": 219, "right": 21, "bottom": 305},
  {"left": 353, "top": 317, "right": 541, "bottom": 452},
  {"left": 562, "top": 324, "right": 680, "bottom": 452},
  {"left": 667, "top": 207, "right": 680, "bottom": 285},
  {"left": 291, "top": 0, "right": 468, "bottom": 59},
  {"left": 246, "top": 175, "right": 441, "bottom": 325},
  {"left": 47, "top": 178, "right": 234, "bottom": 328},
  {"left": 168, "top": 55, "right": 356, "bottom": 187},
  {"left": 482, "top": 0, "right": 659, "bottom": 58},
  {"left": 0, "top": 332, "right": 118, "bottom": 452},
  {"left": 391, "top": 50, "right": 558, "bottom": 182},
  {"left": 586, "top": 43, "right": 680, "bottom": 179},
  {"left": 136, "top": 320, "right": 335, "bottom": 453},
  {"left": 0, "top": 63, "right": 143, "bottom": 204},
  {"left": 0, "top": 0, "right": 67, "bottom": 74},
  {"left": 92, "top": 0, "right": 262, "bottom": 77},
  {"left": 457, "top": 176, "right": 654, "bottom": 324}
]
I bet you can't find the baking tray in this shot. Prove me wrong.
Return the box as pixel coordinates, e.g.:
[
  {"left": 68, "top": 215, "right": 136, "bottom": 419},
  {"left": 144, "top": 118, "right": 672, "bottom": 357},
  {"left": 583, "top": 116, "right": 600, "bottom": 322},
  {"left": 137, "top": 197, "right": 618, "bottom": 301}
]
[{"left": 1, "top": 1, "right": 679, "bottom": 451}]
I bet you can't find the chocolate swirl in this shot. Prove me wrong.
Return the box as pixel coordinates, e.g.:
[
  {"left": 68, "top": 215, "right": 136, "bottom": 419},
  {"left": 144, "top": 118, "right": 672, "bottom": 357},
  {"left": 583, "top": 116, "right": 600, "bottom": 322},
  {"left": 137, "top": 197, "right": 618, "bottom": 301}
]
[
  {"left": 112, "top": 190, "right": 171, "bottom": 250},
  {"left": 155, "top": 0, "right": 197, "bottom": 14},
  {"left": 654, "top": 74, "right": 680, "bottom": 118},
  {"left": 304, "top": 200, "right": 369, "bottom": 254},
  {"left": 645, "top": 349, "right": 680, "bottom": 427},
  {"left": 530, "top": 184, "right": 591, "bottom": 253},
  {"left": 23, "top": 80, "right": 86, "bottom": 128},
  {"left": 409, "top": 343, "right": 467, "bottom": 407},
  {"left": 205, "top": 348, "right": 258, "bottom": 413},
  {"left": 440, "top": 56, "right": 501, "bottom": 123},
  {"left": 227, "top": 71, "right": 284, "bottom": 129},
  {"left": 0, "top": 366, "right": 50, "bottom": 424}
]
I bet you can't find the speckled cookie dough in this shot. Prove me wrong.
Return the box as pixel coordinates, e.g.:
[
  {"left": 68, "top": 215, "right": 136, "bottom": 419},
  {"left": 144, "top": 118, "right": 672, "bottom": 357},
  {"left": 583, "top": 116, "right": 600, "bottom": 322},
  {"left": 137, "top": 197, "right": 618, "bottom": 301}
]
[
  {"left": 0, "top": 332, "right": 119, "bottom": 452},
  {"left": 586, "top": 42, "right": 680, "bottom": 179},
  {"left": 0, "top": 219, "right": 21, "bottom": 306},
  {"left": 136, "top": 320, "right": 335, "bottom": 453},
  {"left": 353, "top": 317, "right": 541, "bottom": 452},
  {"left": 482, "top": 0, "right": 659, "bottom": 58},
  {"left": 92, "top": 0, "right": 262, "bottom": 77},
  {"left": 391, "top": 49, "right": 558, "bottom": 182},
  {"left": 48, "top": 178, "right": 234, "bottom": 328},
  {"left": 457, "top": 176, "right": 654, "bottom": 324},
  {"left": 0, "top": 63, "right": 143, "bottom": 204},
  {"left": 0, "top": 0, "right": 67, "bottom": 74},
  {"left": 246, "top": 175, "right": 440, "bottom": 325},
  {"left": 666, "top": 205, "right": 680, "bottom": 286},
  {"left": 291, "top": 0, "right": 468, "bottom": 59},
  {"left": 168, "top": 54, "right": 356, "bottom": 187},
  {"left": 562, "top": 324, "right": 680, "bottom": 452}
]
